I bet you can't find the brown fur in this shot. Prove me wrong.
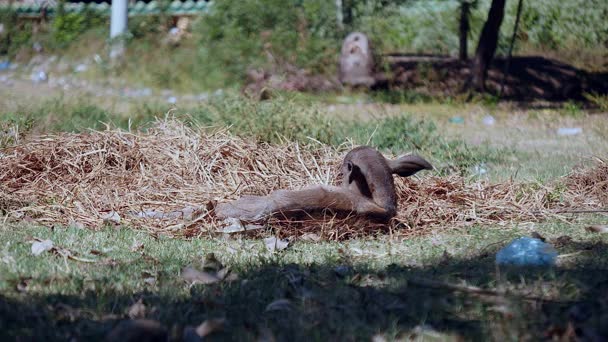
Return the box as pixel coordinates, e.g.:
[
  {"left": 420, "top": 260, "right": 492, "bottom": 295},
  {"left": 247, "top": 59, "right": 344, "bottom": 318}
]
[{"left": 215, "top": 146, "right": 433, "bottom": 221}]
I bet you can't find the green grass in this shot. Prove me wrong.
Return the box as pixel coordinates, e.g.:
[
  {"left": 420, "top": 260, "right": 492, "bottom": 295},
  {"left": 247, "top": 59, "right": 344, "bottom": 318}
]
[
  {"left": 1, "top": 217, "right": 608, "bottom": 340},
  {"left": 0, "top": 93, "right": 505, "bottom": 175}
]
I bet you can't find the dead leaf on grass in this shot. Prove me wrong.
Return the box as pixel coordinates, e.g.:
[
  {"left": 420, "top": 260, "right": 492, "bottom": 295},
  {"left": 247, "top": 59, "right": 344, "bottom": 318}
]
[
  {"left": 264, "top": 236, "right": 289, "bottom": 252},
  {"left": 195, "top": 318, "right": 225, "bottom": 338},
  {"left": 30, "top": 238, "right": 96, "bottom": 262},
  {"left": 218, "top": 218, "right": 264, "bottom": 234},
  {"left": 31, "top": 239, "right": 53, "bottom": 256},
  {"left": 127, "top": 298, "right": 146, "bottom": 319},
  {"left": 181, "top": 267, "right": 222, "bottom": 285},
  {"left": 141, "top": 271, "right": 157, "bottom": 286},
  {"left": 131, "top": 240, "right": 144, "bottom": 252},
  {"left": 300, "top": 233, "right": 321, "bottom": 242},
  {"left": 102, "top": 211, "right": 121, "bottom": 225},
  {"left": 265, "top": 299, "right": 292, "bottom": 312},
  {"left": 585, "top": 225, "right": 608, "bottom": 233},
  {"left": 16, "top": 277, "right": 31, "bottom": 292}
]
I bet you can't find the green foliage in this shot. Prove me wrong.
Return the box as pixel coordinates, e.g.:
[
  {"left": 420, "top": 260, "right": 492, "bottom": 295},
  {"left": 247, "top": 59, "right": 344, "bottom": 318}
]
[
  {"left": 584, "top": 92, "right": 608, "bottom": 112},
  {"left": 1, "top": 94, "right": 503, "bottom": 174},
  {"left": 0, "top": 7, "right": 32, "bottom": 57},
  {"left": 0, "top": 98, "right": 141, "bottom": 136},
  {"left": 340, "top": 114, "right": 503, "bottom": 174},
  {"left": 51, "top": 4, "right": 105, "bottom": 48},
  {"left": 560, "top": 101, "right": 584, "bottom": 118},
  {"left": 190, "top": 94, "right": 338, "bottom": 145},
  {"left": 195, "top": 0, "right": 342, "bottom": 83}
]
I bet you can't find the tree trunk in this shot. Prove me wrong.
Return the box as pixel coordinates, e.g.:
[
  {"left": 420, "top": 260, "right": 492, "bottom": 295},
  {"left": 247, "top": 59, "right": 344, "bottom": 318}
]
[
  {"left": 472, "top": 0, "right": 506, "bottom": 91},
  {"left": 459, "top": 1, "right": 470, "bottom": 61},
  {"left": 500, "top": 0, "right": 524, "bottom": 97}
]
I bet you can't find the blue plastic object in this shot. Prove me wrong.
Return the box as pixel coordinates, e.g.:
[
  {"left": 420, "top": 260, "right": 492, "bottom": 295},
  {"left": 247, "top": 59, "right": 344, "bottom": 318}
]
[{"left": 496, "top": 237, "right": 558, "bottom": 266}]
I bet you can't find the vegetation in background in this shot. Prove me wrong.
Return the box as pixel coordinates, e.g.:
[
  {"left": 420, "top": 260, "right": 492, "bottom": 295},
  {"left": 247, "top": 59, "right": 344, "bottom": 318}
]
[
  {"left": 0, "top": 94, "right": 504, "bottom": 175},
  {"left": 2, "top": 0, "right": 606, "bottom": 90}
]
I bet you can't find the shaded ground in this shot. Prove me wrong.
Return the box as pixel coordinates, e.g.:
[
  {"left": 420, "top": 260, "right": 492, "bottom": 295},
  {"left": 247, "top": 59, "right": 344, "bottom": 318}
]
[
  {"left": 379, "top": 55, "right": 608, "bottom": 102},
  {"left": 1, "top": 220, "right": 608, "bottom": 341}
]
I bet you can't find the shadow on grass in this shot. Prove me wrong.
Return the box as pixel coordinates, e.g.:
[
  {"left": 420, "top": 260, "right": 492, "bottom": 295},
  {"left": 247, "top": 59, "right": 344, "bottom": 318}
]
[{"left": 1, "top": 241, "right": 608, "bottom": 341}]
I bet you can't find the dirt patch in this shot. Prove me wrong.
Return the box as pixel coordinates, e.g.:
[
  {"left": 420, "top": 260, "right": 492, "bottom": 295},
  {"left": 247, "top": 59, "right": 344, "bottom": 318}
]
[{"left": 377, "top": 55, "right": 608, "bottom": 102}]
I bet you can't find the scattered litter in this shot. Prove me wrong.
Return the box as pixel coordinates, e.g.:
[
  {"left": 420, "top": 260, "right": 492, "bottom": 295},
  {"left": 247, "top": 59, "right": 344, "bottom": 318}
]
[
  {"left": 93, "top": 54, "right": 103, "bottom": 64},
  {"left": 557, "top": 127, "right": 582, "bottom": 136},
  {"left": 496, "top": 237, "right": 558, "bottom": 266},
  {"left": 449, "top": 116, "right": 464, "bottom": 124},
  {"left": 264, "top": 236, "right": 289, "bottom": 252},
  {"left": 167, "top": 96, "right": 177, "bottom": 104},
  {"left": 32, "top": 42, "right": 43, "bottom": 53},
  {"left": 0, "top": 61, "right": 10, "bottom": 71},
  {"left": 482, "top": 115, "right": 496, "bottom": 126},
  {"left": 474, "top": 163, "right": 488, "bottom": 176},
  {"left": 102, "top": 211, "right": 121, "bottom": 225},
  {"left": 31, "top": 70, "right": 48, "bottom": 83},
  {"left": 585, "top": 225, "right": 608, "bottom": 234},
  {"left": 31, "top": 239, "right": 53, "bottom": 256},
  {"left": 74, "top": 64, "right": 88, "bottom": 73}
]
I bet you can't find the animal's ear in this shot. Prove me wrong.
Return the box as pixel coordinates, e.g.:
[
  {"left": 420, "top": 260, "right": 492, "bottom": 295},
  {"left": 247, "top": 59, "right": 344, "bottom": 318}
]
[
  {"left": 346, "top": 161, "right": 362, "bottom": 184},
  {"left": 388, "top": 155, "right": 433, "bottom": 177}
]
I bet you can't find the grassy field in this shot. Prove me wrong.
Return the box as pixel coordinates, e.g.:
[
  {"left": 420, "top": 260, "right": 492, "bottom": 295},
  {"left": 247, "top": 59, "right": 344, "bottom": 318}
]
[{"left": 2, "top": 74, "right": 608, "bottom": 341}]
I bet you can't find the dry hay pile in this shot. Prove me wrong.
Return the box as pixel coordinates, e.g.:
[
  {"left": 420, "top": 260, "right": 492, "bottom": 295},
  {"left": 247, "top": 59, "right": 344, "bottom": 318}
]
[{"left": 0, "top": 119, "right": 605, "bottom": 240}]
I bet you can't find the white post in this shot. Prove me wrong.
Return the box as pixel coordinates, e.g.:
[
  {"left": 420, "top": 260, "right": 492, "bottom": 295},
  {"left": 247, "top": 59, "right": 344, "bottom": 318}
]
[
  {"left": 335, "top": 0, "right": 343, "bottom": 30},
  {"left": 110, "top": 0, "right": 128, "bottom": 60}
]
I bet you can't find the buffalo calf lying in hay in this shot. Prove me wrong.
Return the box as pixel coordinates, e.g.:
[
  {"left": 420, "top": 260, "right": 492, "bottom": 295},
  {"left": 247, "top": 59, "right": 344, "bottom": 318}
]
[{"left": 0, "top": 119, "right": 606, "bottom": 240}]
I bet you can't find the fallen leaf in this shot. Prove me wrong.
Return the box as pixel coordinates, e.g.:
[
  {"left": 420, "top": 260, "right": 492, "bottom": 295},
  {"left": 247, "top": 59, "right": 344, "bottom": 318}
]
[
  {"left": 31, "top": 239, "right": 53, "bottom": 256},
  {"left": 265, "top": 299, "right": 292, "bottom": 312},
  {"left": 195, "top": 318, "right": 225, "bottom": 338},
  {"left": 300, "top": 233, "right": 321, "bottom": 242},
  {"left": 102, "top": 211, "right": 121, "bottom": 225},
  {"left": 68, "top": 220, "right": 85, "bottom": 229},
  {"left": 141, "top": 271, "right": 157, "bottom": 286},
  {"left": 218, "top": 218, "right": 264, "bottom": 233},
  {"left": 181, "top": 267, "right": 221, "bottom": 285},
  {"left": 16, "top": 278, "right": 31, "bottom": 292},
  {"left": 264, "top": 236, "right": 289, "bottom": 252},
  {"left": 105, "top": 319, "right": 167, "bottom": 342},
  {"left": 127, "top": 299, "right": 146, "bottom": 319},
  {"left": 131, "top": 240, "right": 144, "bottom": 252},
  {"left": 90, "top": 249, "right": 105, "bottom": 256},
  {"left": 586, "top": 225, "right": 608, "bottom": 233}
]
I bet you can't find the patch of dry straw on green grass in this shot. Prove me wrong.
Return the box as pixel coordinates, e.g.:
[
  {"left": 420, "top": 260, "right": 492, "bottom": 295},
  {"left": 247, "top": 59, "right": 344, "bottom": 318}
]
[{"left": 0, "top": 119, "right": 606, "bottom": 240}]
